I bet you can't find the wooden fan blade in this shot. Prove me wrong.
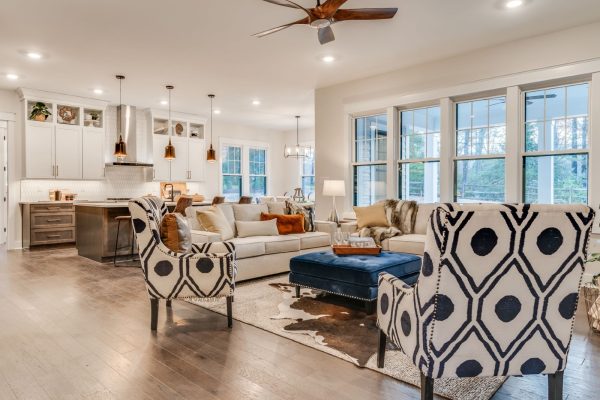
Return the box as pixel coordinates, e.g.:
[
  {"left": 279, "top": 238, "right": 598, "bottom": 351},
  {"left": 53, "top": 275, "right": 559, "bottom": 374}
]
[
  {"left": 320, "top": 0, "right": 348, "bottom": 16},
  {"left": 318, "top": 26, "right": 335, "bottom": 45},
  {"left": 252, "top": 17, "right": 310, "bottom": 38},
  {"left": 333, "top": 8, "right": 398, "bottom": 21}
]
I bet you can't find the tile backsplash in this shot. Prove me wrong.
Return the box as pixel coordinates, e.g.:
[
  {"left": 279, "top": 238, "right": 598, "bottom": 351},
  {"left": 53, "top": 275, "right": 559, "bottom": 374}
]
[{"left": 20, "top": 167, "right": 203, "bottom": 202}]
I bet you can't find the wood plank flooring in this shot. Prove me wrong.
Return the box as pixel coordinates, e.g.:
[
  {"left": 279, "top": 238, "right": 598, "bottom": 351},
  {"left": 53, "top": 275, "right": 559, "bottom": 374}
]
[{"left": 0, "top": 246, "right": 598, "bottom": 400}]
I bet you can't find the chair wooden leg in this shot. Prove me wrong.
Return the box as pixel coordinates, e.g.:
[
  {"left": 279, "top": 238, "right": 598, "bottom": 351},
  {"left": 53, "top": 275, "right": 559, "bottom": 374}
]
[
  {"left": 377, "top": 330, "right": 387, "bottom": 368},
  {"left": 226, "top": 296, "right": 233, "bottom": 328},
  {"left": 150, "top": 298, "right": 158, "bottom": 331},
  {"left": 166, "top": 300, "right": 172, "bottom": 308},
  {"left": 548, "top": 370, "right": 563, "bottom": 400},
  {"left": 420, "top": 373, "right": 434, "bottom": 400}
]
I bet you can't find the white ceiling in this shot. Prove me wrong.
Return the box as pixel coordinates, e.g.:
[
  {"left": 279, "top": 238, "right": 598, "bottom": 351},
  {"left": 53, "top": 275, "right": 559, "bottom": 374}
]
[{"left": 1, "top": 0, "right": 600, "bottom": 130}]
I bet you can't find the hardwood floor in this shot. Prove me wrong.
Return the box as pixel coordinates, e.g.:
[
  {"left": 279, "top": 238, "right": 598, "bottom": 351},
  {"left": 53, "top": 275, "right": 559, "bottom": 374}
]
[{"left": 0, "top": 246, "right": 598, "bottom": 400}]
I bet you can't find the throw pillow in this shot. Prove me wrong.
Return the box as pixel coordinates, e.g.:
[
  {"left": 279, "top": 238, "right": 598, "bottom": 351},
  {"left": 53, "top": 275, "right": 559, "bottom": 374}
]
[
  {"left": 354, "top": 203, "right": 389, "bottom": 229},
  {"left": 160, "top": 213, "right": 192, "bottom": 253},
  {"left": 196, "top": 207, "right": 234, "bottom": 240},
  {"left": 235, "top": 219, "right": 279, "bottom": 238},
  {"left": 260, "top": 212, "right": 305, "bottom": 234},
  {"left": 285, "top": 200, "right": 315, "bottom": 232},
  {"left": 266, "top": 201, "right": 287, "bottom": 215},
  {"left": 174, "top": 195, "right": 194, "bottom": 215},
  {"left": 232, "top": 204, "right": 269, "bottom": 221}
]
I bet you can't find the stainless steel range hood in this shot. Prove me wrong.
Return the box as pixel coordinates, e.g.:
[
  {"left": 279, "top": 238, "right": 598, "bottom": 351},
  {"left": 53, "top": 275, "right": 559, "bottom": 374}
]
[{"left": 108, "top": 105, "right": 153, "bottom": 167}]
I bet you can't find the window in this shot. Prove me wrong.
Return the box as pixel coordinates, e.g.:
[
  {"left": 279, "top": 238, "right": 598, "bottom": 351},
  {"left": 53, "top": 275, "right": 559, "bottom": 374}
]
[
  {"left": 523, "top": 83, "right": 589, "bottom": 204},
  {"left": 454, "top": 97, "right": 506, "bottom": 202},
  {"left": 221, "top": 145, "right": 242, "bottom": 201},
  {"left": 301, "top": 151, "right": 315, "bottom": 198},
  {"left": 399, "top": 106, "right": 440, "bottom": 202},
  {"left": 353, "top": 114, "right": 387, "bottom": 206},
  {"left": 249, "top": 148, "right": 267, "bottom": 197}
]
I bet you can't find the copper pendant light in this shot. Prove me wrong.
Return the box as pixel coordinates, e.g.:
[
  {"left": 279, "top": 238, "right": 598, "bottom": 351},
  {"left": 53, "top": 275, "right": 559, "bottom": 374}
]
[
  {"left": 206, "top": 94, "right": 216, "bottom": 163},
  {"left": 164, "top": 85, "right": 176, "bottom": 160},
  {"left": 113, "top": 75, "right": 127, "bottom": 160}
]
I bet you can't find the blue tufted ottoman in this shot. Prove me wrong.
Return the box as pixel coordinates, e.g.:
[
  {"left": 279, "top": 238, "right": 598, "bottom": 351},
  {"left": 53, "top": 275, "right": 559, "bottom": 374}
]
[{"left": 289, "top": 251, "right": 421, "bottom": 313}]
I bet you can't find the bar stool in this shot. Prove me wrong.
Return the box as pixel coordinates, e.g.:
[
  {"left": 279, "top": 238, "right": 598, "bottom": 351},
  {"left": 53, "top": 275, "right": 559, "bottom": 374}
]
[{"left": 113, "top": 215, "right": 138, "bottom": 266}]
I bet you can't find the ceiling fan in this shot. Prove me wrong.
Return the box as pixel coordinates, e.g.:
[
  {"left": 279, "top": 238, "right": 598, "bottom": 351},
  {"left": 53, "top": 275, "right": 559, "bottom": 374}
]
[{"left": 253, "top": 0, "right": 398, "bottom": 45}]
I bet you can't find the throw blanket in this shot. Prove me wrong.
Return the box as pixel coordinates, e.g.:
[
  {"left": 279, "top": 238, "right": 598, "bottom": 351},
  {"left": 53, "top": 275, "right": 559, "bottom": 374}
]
[{"left": 359, "top": 200, "right": 418, "bottom": 245}]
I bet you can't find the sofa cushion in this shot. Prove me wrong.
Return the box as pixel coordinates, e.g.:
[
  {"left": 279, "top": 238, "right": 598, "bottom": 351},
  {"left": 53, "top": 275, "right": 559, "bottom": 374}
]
[
  {"left": 186, "top": 203, "right": 235, "bottom": 233},
  {"left": 266, "top": 202, "right": 287, "bottom": 215},
  {"left": 229, "top": 237, "right": 266, "bottom": 259},
  {"left": 290, "top": 231, "right": 331, "bottom": 249},
  {"left": 232, "top": 204, "right": 269, "bottom": 221},
  {"left": 388, "top": 234, "right": 426, "bottom": 255},
  {"left": 414, "top": 204, "right": 437, "bottom": 234},
  {"left": 235, "top": 219, "right": 279, "bottom": 238},
  {"left": 196, "top": 207, "right": 234, "bottom": 240},
  {"left": 354, "top": 203, "right": 389, "bottom": 229},
  {"left": 260, "top": 212, "right": 304, "bottom": 234},
  {"left": 263, "top": 236, "right": 301, "bottom": 254}
]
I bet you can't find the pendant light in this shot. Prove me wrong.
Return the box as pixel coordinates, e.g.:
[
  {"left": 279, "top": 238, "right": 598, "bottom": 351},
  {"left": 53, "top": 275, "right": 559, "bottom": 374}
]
[
  {"left": 284, "top": 115, "right": 312, "bottom": 158},
  {"left": 163, "top": 85, "right": 176, "bottom": 160},
  {"left": 113, "top": 75, "right": 127, "bottom": 161},
  {"left": 206, "top": 94, "right": 216, "bottom": 163}
]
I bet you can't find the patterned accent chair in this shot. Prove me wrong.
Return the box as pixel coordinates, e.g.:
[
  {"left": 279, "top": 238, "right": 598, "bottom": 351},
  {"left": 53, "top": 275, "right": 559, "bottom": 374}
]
[
  {"left": 129, "top": 197, "right": 236, "bottom": 331},
  {"left": 377, "top": 204, "right": 595, "bottom": 400}
]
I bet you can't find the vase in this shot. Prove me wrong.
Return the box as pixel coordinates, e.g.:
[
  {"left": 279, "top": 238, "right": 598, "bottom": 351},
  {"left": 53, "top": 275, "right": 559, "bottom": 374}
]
[{"left": 33, "top": 114, "right": 47, "bottom": 122}]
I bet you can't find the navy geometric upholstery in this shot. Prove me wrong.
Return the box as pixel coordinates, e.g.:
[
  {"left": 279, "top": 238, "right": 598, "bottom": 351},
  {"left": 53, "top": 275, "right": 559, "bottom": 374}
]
[
  {"left": 377, "top": 203, "right": 595, "bottom": 380},
  {"left": 129, "top": 197, "right": 236, "bottom": 300}
]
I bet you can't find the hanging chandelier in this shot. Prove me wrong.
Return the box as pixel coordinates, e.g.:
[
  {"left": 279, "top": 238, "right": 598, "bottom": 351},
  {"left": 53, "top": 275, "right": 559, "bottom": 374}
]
[
  {"left": 284, "top": 115, "right": 312, "bottom": 159},
  {"left": 206, "top": 94, "right": 216, "bottom": 163},
  {"left": 163, "top": 85, "right": 176, "bottom": 160},
  {"left": 113, "top": 75, "right": 127, "bottom": 160}
]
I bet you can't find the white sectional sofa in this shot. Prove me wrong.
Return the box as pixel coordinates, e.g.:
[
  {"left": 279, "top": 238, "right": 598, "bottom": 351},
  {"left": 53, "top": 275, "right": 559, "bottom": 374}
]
[
  {"left": 185, "top": 202, "right": 335, "bottom": 281},
  {"left": 341, "top": 203, "right": 437, "bottom": 256}
]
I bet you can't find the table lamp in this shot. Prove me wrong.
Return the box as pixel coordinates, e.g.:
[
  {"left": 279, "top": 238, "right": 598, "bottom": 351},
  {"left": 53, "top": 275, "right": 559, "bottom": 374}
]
[{"left": 323, "top": 180, "right": 346, "bottom": 224}]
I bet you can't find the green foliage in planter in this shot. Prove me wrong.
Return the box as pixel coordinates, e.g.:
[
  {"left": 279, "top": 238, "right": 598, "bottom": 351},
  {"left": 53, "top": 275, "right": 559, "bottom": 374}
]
[{"left": 29, "top": 102, "right": 52, "bottom": 120}]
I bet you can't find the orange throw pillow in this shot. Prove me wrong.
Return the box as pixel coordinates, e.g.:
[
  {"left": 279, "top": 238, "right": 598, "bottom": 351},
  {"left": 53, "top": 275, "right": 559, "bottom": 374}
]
[{"left": 260, "top": 212, "right": 305, "bottom": 235}]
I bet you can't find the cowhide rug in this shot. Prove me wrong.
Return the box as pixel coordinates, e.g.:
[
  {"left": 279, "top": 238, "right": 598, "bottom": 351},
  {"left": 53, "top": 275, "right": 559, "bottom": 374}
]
[{"left": 186, "top": 276, "right": 505, "bottom": 400}]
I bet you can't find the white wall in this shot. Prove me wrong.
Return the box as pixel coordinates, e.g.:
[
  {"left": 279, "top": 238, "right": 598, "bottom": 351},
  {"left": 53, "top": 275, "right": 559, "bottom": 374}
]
[
  {"left": 279, "top": 127, "right": 315, "bottom": 197},
  {"left": 314, "top": 21, "right": 600, "bottom": 279}
]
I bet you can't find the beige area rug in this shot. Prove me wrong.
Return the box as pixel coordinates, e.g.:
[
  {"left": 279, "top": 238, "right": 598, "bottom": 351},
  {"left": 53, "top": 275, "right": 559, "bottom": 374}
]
[{"left": 187, "top": 276, "right": 505, "bottom": 400}]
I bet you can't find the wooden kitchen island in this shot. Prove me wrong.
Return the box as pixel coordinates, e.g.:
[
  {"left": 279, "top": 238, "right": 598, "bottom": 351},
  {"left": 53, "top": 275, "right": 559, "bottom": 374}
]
[{"left": 75, "top": 200, "right": 210, "bottom": 263}]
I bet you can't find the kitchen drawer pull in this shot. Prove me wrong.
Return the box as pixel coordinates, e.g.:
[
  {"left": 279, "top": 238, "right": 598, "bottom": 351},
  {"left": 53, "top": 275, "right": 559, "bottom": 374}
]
[
  {"left": 46, "top": 234, "right": 61, "bottom": 238},
  {"left": 47, "top": 207, "right": 61, "bottom": 210},
  {"left": 46, "top": 219, "right": 62, "bottom": 222}
]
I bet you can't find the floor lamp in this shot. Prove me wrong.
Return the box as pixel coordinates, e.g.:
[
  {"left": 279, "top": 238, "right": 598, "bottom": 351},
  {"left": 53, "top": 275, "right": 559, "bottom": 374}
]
[{"left": 323, "top": 180, "right": 346, "bottom": 225}]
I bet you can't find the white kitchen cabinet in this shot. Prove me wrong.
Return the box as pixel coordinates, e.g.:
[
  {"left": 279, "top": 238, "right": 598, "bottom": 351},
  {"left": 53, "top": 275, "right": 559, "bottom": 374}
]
[
  {"left": 152, "top": 135, "right": 171, "bottom": 181},
  {"left": 82, "top": 128, "right": 106, "bottom": 179},
  {"left": 55, "top": 125, "right": 82, "bottom": 179},
  {"left": 25, "top": 122, "right": 55, "bottom": 179},
  {"left": 169, "top": 136, "right": 189, "bottom": 181},
  {"left": 188, "top": 139, "right": 206, "bottom": 181}
]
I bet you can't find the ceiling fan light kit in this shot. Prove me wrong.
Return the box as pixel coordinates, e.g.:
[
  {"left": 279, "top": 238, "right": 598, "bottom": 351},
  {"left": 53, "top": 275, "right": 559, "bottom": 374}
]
[{"left": 253, "top": 0, "right": 398, "bottom": 45}]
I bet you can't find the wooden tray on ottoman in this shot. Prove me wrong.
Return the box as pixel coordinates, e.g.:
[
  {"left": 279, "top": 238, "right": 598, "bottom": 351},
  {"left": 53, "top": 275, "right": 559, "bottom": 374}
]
[{"left": 332, "top": 244, "right": 382, "bottom": 256}]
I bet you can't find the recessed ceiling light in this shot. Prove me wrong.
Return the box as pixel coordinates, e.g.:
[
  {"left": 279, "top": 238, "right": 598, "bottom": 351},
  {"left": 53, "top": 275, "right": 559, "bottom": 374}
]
[
  {"left": 252, "top": 100, "right": 261, "bottom": 106},
  {"left": 322, "top": 55, "right": 335, "bottom": 63},
  {"left": 6, "top": 73, "right": 18, "bottom": 80},
  {"left": 93, "top": 88, "right": 103, "bottom": 95},
  {"left": 27, "top": 52, "right": 42, "bottom": 60},
  {"left": 214, "top": 109, "right": 221, "bottom": 115},
  {"left": 505, "top": 0, "right": 523, "bottom": 8},
  {"left": 160, "top": 100, "right": 168, "bottom": 105}
]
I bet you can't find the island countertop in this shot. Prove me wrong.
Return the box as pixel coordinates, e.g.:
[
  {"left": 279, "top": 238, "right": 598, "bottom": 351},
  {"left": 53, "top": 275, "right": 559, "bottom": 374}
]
[{"left": 75, "top": 201, "right": 210, "bottom": 208}]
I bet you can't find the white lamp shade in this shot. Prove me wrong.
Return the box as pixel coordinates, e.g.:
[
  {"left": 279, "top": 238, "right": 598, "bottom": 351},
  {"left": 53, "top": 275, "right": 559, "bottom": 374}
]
[{"left": 323, "top": 180, "right": 346, "bottom": 197}]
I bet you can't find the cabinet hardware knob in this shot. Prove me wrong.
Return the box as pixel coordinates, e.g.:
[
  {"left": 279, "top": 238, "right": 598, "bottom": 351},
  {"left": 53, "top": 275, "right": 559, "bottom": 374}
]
[
  {"left": 46, "top": 219, "right": 61, "bottom": 222},
  {"left": 46, "top": 234, "right": 61, "bottom": 238}
]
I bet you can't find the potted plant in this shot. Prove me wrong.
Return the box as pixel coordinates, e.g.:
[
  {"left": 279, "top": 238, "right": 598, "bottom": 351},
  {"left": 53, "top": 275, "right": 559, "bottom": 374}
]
[
  {"left": 29, "top": 102, "right": 52, "bottom": 122},
  {"left": 89, "top": 111, "right": 100, "bottom": 121}
]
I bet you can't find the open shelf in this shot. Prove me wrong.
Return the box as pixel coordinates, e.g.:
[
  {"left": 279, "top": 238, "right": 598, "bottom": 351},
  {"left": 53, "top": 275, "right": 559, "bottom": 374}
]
[
  {"left": 27, "top": 100, "right": 53, "bottom": 123},
  {"left": 57, "top": 104, "right": 80, "bottom": 125},
  {"left": 83, "top": 108, "right": 103, "bottom": 128},
  {"left": 153, "top": 118, "right": 168, "bottom": 135},
  {"left": 172, "top": 120, "right": 186, "bottom": 137},
  {"left": 190, "top": 123, "right": 204, "bottom": 139}
]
